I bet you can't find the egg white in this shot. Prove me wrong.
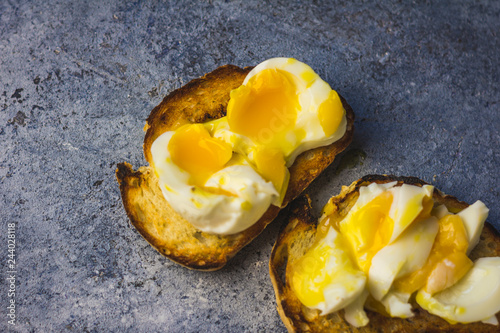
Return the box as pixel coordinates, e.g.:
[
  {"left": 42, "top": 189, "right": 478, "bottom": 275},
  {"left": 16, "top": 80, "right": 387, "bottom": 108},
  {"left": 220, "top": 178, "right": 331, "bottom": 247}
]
[
  {"left": 387, "top": 184, "right": 435, "bottom": 243},
  {"left": 369, "top": 216, "right": 439, "bottom": 301},
  {"left": 151, "top": 131, "right": 278, "bottom": 235}
]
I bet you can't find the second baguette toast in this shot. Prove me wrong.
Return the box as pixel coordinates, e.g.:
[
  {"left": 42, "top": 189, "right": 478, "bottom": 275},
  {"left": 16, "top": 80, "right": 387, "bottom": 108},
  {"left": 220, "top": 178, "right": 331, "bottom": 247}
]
[{"left": 270, "top": 175, "right": 500, "bottom": 332}]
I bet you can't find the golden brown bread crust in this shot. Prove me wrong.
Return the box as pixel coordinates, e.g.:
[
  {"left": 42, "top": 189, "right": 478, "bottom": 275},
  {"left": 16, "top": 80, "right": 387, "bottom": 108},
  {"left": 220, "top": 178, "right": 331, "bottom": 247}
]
[
  {"left": 116, "top": 64, "right": 355, "bottom": 270},
  {"left": 269, "top": 175, "right": 500, "bottom": 332}
]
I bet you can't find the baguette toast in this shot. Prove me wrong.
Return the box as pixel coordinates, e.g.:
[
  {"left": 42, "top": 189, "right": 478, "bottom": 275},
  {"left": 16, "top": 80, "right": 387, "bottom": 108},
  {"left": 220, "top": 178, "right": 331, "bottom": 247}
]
[
  {"left": 116, "top": 64, "right": 355, "bottom": 270},
  {"left": 270, "top": 175, "right": 500, "bottom": 332}
]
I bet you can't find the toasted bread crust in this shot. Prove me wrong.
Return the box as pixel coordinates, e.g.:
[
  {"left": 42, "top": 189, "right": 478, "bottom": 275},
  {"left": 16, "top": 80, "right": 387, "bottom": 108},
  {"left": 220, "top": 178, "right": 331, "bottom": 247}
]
[
  {"left": 270, "top": 175, "right": 500, "bottom": 332},
  {"left": 116, "top": 64, "right": 355, "bottom": 270}
]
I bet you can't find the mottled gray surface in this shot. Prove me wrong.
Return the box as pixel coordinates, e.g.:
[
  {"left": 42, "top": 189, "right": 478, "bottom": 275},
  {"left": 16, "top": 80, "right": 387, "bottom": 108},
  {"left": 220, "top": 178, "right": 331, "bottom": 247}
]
[{"left": 1, "top": 0, "right": 499, "bottom": 332}]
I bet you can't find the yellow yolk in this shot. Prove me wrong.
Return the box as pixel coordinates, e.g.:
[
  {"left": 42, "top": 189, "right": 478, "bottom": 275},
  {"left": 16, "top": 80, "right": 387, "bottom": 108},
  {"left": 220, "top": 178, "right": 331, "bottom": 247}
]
[
  {"left": 227, "top": 68, "right": 299, "bottom": 149},
  {"left": 168, "top": 124, "right": 233, "bottom": 187},
  {"left": 417, "top": 195, "right": 434, "bottom": 220},
  {"left": 318, "top": 90, "right": 345, "bottom": 137},
  {"left": 425, "top": 252, "right": 473, "bottom": 295},
  {"left": 393, "top": 214, "right": 471, "bottom": 295},
  {"left": 290, "top": 234, "right": 359, "bottom": 307},
  {"left": 252, "top": 147, "right": 289, "bottom": 202},
  {"left": 339, "top": 191, "right": 394, "bottom": 273}
]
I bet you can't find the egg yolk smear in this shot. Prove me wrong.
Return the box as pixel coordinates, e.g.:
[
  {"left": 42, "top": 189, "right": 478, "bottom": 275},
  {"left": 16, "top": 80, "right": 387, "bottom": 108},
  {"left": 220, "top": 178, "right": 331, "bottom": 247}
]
[
  {"left": 168, "top": 124, "right": 233, "bottom": 187},
  {"left": 290, "top": 233, "right": 359, "bottom": 307}
]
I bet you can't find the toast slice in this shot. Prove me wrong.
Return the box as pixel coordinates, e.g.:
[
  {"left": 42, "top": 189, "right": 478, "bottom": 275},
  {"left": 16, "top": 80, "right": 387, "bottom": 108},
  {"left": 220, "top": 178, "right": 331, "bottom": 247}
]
[
  {"left": 116, "top": 64, "right": 355, "bottom": 271},
  {"left": 270, "top": 175, "right": 500, "bottom": 332}
]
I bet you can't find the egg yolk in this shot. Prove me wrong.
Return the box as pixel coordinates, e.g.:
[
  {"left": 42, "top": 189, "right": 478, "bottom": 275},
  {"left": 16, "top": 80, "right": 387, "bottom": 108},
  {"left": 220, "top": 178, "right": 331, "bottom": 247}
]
[
  {"left": 393, "top": 214, "right": 471, "bottom": 295},
  {"left": 318, "top": 90, "right": 345, "bottom": 137},
  {"left": 252, "top": 147, "right": 289, "bottom": 202},
  {"left": 168, "top": 124, "right": 233, "bottom": 187},
  {"left": 227, "top": 68, "right": 299, "bottom": 151},
  {"left": 339, "top": 191, "right": 394, "bottom": 273},
  {"left": 290, "top": 234, "right": 359, "bottom": 307}
]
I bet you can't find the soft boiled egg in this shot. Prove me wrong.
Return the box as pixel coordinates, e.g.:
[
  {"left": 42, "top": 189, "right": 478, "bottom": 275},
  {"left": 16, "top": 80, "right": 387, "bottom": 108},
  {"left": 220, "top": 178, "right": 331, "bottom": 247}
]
[
  {"left": 150, "top": 58, "right": 347, "bottom": 235},
  {"left": 151, "top": 125, "right": 278, "bottom": 235},
  {"left": 226, "top": 57, "right": 347, "bottom": 166},
  {"left": 290, "top": 181, "right": 498, "bottom": 327},
  {"left": 290, "top": 182, "right": 436, "bottom": 322},
  {"left": 337, "top": 182, "right": 434, "bottom": 273}
]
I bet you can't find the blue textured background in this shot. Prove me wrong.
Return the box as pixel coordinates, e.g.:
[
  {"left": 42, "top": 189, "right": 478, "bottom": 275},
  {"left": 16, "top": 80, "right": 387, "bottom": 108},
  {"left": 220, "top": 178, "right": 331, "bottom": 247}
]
[{"left": 1, "top": 1, "right": 499, "bottom": 332}]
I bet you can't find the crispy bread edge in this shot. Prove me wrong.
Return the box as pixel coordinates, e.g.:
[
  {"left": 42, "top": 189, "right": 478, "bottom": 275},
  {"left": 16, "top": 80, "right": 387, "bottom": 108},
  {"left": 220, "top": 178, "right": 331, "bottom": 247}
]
[
  {"left": 269, "top": 175, "right": 500, "bottom": 332},
  {"left": 116, "top": 161, "right": 282, "bottom": 271}
]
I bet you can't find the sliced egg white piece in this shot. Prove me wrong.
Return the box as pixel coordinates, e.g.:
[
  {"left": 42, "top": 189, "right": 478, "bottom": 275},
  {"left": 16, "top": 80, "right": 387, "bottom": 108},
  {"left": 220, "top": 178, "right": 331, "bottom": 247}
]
[
  {"left": 320, "top": 275, "right": 366, "bottom": 316},
  {"left": 344, "top": 289, "right": 370, "bottom": 327},
  {"left": 343, "top": 181, "right": 397, "bottom": 217},
  {"left": 416, "top": 257, "right": 500, "bottom": 324},
  {"left": 482, "top": 315, "right": 499, "bottom": 325},
  {"left": 457, "top": 200, "right": 489, "bottom": 254},
  {"left": 380, "top": 290, "right": 414, "bottom": 318},
  {"left": 312, "top": 228, "right": 367, "bottom": 315},
  {"left": 432, "top": 204, "right": 449, "bottom": 219},
  {"left": 388, "top": 184, "right": 434, "bottom": 243},
  {"left": 369, "top": 216, "right": 439, "bottom": 301}
]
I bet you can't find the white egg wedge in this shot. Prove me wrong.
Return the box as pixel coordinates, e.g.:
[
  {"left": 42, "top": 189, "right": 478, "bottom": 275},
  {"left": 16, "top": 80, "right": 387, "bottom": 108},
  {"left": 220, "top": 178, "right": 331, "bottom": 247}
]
[
  {"left": 380, "top": 291, "right": 413, "bottom": 318},
  {"left": 431, "top": 204, "right": 449, "bottom": 219},
  {"left": 349, "top": 181, "right": 397, "bottom": 211},
  {"left": 387, "top": 184, "right": 434, "bottom": 243},
  {"left": 457, "top": 200, "right": 489, "bottom": 254},
  {"left": 369, "top": 216, "right": 439, "bottom": 301},
  {"left": 344, "top": 289, "right": 369, "bottom": 327},
  {"left": 416, "top": 257, "right": 500, "bottom": 324}
]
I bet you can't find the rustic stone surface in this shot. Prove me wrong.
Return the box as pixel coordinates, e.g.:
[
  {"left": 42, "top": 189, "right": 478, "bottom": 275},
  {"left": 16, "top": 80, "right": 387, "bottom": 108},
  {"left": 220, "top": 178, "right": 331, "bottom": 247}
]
[{"left": 0, "top": 1, "right": 499, "bottom": 332}]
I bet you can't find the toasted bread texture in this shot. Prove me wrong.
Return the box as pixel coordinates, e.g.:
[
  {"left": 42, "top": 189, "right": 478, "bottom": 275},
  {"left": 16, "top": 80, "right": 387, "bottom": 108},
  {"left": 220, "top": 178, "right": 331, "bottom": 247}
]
[
  {"left": 116, "top": 64, "right": 355, "bottom": 270},
  {"left": 270, "top": 175, "right": 500, "bottom": 332}
]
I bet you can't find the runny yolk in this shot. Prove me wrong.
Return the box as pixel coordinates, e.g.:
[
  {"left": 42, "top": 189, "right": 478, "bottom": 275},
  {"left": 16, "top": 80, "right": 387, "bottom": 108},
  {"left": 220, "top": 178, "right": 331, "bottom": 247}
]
[
  {"left": 168, "top": 124, "right": 233, "bottom": 187},
  {"left": 227, "top": 68, "right": 299, "bottom": 147},
  {"left": 290, "top": 242, "right": 334, "bottom": 307},
  {"left": 252, "top": 147, "right": 289, "bottom": 202},
  {"left": 393, "top": 214, "right": 471, "bottom": 295},
  {"left": 339, "top": 191, "right": 394, "bottom": 273},
  {"left": 318, "top": 90, "right": 345, "bottom": 137}
]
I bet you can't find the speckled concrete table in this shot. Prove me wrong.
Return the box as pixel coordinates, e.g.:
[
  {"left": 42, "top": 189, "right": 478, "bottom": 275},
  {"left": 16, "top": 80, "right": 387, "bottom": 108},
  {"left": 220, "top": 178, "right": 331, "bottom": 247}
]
[{"left": 1, "top": 0, "right": 499, "bottom": 332}]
